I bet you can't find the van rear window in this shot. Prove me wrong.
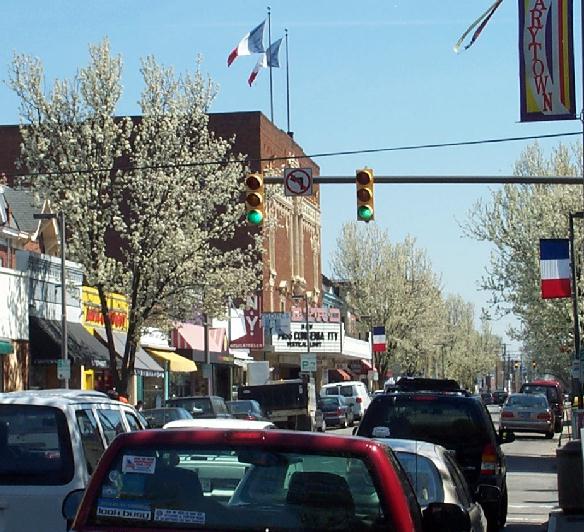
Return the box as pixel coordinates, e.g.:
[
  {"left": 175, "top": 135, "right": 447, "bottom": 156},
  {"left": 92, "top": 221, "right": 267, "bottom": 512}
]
[
  {"left": 521, "top": 385, "right": 560, "bottom": 403},
  {"left": 0, "top": 404, "right": 74, "bottom": 485}
]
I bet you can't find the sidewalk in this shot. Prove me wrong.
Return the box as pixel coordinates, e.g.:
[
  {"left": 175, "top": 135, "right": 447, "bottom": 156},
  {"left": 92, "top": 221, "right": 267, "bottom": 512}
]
[{"left": 548, "top": 510, "right": 584, "bottom": 532}]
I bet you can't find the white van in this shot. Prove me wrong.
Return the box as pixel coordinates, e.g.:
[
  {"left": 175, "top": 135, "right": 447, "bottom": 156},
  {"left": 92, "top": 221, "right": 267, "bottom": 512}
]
[
  {"left": 0, "top": 389, "right": 146, "bottom": 532},
  {"left": 320, "top": 381, "right": 371, "bottom": 419}
]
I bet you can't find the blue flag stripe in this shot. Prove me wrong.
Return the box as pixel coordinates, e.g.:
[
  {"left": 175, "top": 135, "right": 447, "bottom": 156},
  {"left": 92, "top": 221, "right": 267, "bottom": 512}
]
[{"left": 540, "top": 239, "right": 569, "bottom": 260}]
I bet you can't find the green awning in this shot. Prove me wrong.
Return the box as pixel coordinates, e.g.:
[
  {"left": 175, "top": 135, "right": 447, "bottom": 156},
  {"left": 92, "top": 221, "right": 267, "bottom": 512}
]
[{"left": 0, "top": 339, "right": 13, "bottom": 355}]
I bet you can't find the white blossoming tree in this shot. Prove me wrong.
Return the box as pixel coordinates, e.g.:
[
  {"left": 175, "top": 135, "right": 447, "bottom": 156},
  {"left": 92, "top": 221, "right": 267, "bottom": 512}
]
[{"left": 10, "top": 40, "right": 261, "bottom": 395}]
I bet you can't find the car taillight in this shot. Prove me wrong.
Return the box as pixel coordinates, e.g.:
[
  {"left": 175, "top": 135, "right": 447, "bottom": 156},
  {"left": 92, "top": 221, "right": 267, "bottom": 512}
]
[
  {"left": 337, "top": 407, "right": 343, "bottom": 415},
  {"left": 480, "top": 443, "right": 497, "bottom": 476},
  {"left": 501, "top": 411, "right": 514, "bottom": 418},
  {"left": 356, "top": 397, "right": 362, "bottom": 403},
  {"left": 537, "top": 412, "right": 552, "bottom": 420},
  {"left": 224, "top": 430, "right": 264, "bottom": 442}
]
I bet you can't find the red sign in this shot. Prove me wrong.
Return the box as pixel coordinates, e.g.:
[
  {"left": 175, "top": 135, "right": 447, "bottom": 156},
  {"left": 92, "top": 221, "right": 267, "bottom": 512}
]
[
  {"left": 85, "top": 307, "right": 128, "bottom": 330},
  {"left": 230, "top": 295, "right": 264, "bottom": 350}
]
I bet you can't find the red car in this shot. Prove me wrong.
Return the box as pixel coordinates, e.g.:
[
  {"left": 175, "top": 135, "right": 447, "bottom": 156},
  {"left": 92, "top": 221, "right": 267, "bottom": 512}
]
[{"left": 63, "top": 429, "right": 472, "bottom": 531}]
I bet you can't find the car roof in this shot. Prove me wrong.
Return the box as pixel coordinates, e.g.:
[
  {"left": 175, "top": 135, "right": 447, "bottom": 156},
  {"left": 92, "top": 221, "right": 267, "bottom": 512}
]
[
  {"left": 163, "top": 418, "right": 275, "bottom": 430},
  {"left": 0, "top": 388, "right": 126, "bottom": 407},
  {"left": 321, "top": 381, "right": 364, "bottom": 387}
]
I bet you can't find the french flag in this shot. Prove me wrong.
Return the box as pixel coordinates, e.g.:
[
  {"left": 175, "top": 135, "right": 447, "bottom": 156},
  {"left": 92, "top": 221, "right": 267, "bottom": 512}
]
[
  {"left": 540, "top": 239, "right": 571, "bottom": 299},
  {"left": 372, "top": 326, "right": 386, "bottom": 353},
  {"left": 227, "top": 20, "right": 265, "bottom": 67}
]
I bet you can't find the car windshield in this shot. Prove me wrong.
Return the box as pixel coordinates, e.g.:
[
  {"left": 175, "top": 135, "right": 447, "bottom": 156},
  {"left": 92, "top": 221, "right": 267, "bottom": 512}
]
[
  {"left": 86, "top": 445, "right": 389, "bottom": 530},
  {"left": 394, "top": 451, "right": 444, "bottom": 507},
  {"left": 227, "top": 401, "right": 256, "bottom": 414},
  {"left": 0, "top": 404, "right": 74, "bottom": 485},
  {"left": 319, "top": 397, "right": 341, "bottom": 406},
  {"left": 359, "top": 396, "right": 488, "bottom": 450},
  {"left": 521, "top": 385, "right": 560, "bottom": 403},
  {"left": 506, "top": 395, "right": 548, "bottom": 408},
  {"left": 324, "top": 385, "right": 353, "bottom": 398}
]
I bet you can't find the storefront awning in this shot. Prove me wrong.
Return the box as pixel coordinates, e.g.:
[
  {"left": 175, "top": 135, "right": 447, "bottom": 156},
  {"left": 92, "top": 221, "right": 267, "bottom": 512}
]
[
  {"left": 329, "top": 368, "right": 352, "bottom": 382},
  {"left": 93, "top": 328, "right": 164, "bottom": 378},
  {"left": 146, "top": 349, "right": 198, "bottom": 373},
  {"left": 171, "top": 323, "right": 226, "bottom": 357},
  {"left": 0, "top": 339, "right": 13, "bottom": 355},
  {"left": 361, "top": 359, "right": 373, "bottom": 371},
  {"left": 29, "top": 317, "right": 110, "bottom": 368}
]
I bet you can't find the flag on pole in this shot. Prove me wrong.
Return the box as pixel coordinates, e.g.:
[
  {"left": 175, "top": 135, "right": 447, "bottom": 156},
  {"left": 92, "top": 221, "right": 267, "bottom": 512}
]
[
  {"left": 540, "top": 239, "right": 571, "bottom": 299},
  {"left": 372, "top": 326, "right": 387, "bottom": 353},
  {"left": 227, "top": 20, "right": 266, "bottom": 67},
  {"left": 453, "top": 0, "right": 503, "bottom": 53},
  {"left": 248, "top": 38, "right": 282, "bottom": 86}
]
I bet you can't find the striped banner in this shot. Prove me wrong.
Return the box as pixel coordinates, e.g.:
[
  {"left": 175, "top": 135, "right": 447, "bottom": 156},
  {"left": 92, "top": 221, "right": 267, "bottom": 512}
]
[{"left": 518, "top": 0, "right": 576, "bottom": 122}]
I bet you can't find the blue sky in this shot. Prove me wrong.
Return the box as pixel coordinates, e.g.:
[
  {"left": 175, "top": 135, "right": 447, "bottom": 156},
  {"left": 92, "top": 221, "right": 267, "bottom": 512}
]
[{"left": 1, "top": 1, "right": 582, "bottom": 353}]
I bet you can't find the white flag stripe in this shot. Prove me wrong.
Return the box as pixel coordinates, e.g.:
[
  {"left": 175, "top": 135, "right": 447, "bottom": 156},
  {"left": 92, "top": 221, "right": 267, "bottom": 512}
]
[
  {"left": 373, "top": 334, "right": 386, "bottom": 343},
  {"left": 540, "top": 258, "right": 570, "bottom": 280}
]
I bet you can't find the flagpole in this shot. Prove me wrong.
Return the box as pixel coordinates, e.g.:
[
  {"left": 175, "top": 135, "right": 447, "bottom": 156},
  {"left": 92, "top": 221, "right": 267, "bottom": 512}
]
[
  {"left": 285, "top": 28, "right": 291, "bottom": 135},
  {"left": 268, "top": 6, "right": 274, "bottom": 123}
]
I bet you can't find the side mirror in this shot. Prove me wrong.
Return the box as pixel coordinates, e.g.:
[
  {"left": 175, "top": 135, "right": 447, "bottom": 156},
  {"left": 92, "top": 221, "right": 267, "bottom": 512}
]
[
  {"left": 62, "top": 488, "right": 85, "bottom": 521},
  {"left": 422, "top": 502, "right": 471, "bottom": 532},
  {"left": 498, "top": 429, "right": 516, "bottom": 444},
  {"left": 475, "top": 484, "right": 501, "bottom": 503}
]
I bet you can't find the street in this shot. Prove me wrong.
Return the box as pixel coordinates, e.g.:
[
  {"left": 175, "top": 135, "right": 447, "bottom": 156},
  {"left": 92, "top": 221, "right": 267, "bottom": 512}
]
[{"left": 329, "top": 404, "right": 561, "bottom": 531}]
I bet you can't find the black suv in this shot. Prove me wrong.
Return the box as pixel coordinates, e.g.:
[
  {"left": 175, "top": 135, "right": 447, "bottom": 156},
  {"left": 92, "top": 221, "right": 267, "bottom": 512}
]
[
  {"left": 357, "top": 377, "right": 514, "bottom": 532},
  {"left": 165, "top": 395, "right": 232, "bottom": 419}
]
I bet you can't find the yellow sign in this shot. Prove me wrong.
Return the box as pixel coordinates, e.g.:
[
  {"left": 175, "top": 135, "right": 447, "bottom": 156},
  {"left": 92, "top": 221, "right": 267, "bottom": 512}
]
[{"left": 82, "top": 286, "right": 129, "bottom": 332}]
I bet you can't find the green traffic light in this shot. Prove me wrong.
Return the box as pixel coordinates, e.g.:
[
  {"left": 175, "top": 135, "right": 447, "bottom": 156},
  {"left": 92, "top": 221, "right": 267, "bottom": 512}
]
[
  {"left": 358, "top": 205, "right": 373, "bottom": 222},
  {"left": 247, "top": 210, "right": 264, "bottom": 225}
]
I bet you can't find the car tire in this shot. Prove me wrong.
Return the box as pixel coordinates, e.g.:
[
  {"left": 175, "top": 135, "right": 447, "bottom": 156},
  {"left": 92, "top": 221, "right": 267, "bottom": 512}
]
[
  {"left": 342, "top": 416, "right": 348, "bottom": 429},
  {"left": 349, "top": 412, "right": 355, "bottom": 427},
  {"left": 545, "top": 431, "right": 554, "bottom": 439},
  {"left": 484, "top": 485, "right": 506, "bottom": 532}
]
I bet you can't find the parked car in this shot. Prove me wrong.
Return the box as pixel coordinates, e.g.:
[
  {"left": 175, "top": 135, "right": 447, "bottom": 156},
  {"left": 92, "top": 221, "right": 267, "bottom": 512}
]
[
  {"left": 226, "top": 399, "right": 268, "bottom": 421},
  {"left": 318, "top": 394, "right": 355, "bottom": 428},
  {"left": 64, "top": 428, "right": 476, "bottom": 531},
  {"left": 382, "top": 438, "right": 495, "bottom": 532},
  {"left": 356, "top": 382, "right": 514, "bottom": 532},
  {"left": 492, "top": 390, "right": 508, "bottom": 406},
  {"left": 500, "top": 392, "right": 555, "bottom": 438},
  {"left": 520, "top": 380, "right": 564, "bottom": 432},
  {"left": 320, "top": 380, "right": 370, "bottom": 419},
  {"left": 165, "top": 395, "right": 232, "bottom": 419},
  {"left": 142, "top": 407, "right": 193, "bottom": 429},
  {"left": 0, "top": 389, "right": 146, "bottom": 532}
]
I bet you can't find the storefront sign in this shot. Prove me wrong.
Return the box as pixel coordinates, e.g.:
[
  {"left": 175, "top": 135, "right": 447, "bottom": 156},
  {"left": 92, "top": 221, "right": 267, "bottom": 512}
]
[
  {"left": 272, "top": 322, "right": 341, "bottom": 353},
  {"left": 291, "top": 307, "right": 341, "bottom": 323},
  {"left": 82, "top": 287, "right": 129, "bottom": 331},
  {"left": 230, "top": 295, "right": 264, "bottom": 350}
]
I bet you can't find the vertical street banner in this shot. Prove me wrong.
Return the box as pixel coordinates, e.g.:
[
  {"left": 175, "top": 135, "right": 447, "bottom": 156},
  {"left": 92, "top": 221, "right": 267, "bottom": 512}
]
[
  {"left": 518, "top": 0, "right": 576, "bottom": 122},
  {"left": 230, "top": 294, "right": 264, "bottom": 349},
  {"left": 372, "top": 326, "right": 387, "bottom": 353},
  {"left": 539, "top": 238, "right": 571, "bottom": 299}
]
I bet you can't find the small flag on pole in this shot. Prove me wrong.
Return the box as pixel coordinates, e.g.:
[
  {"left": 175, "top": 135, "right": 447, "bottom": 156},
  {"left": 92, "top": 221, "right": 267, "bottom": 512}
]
[
  {"left": 540, "top": 239, "right": 571, "bottom": 299},
  {"left": 227, "top": 20, "right": 266, "bottom": 67},
  {"left": 372, "top": 326, "right": 387, "bottom": 353},
  {"left": 248, "top": 38, "right": 283, "bottom": 86},
  {"left": 453, "top": 0, "right": 502, "bottom": 53}
]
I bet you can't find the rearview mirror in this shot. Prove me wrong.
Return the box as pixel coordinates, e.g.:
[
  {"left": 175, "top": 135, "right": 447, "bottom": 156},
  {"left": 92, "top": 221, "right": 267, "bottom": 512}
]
[
  {"left": 62, "top": 488, "right": 85, "bottom": 521},
  {"left": 498, "top": 429, "right": 516, "bottom": 444},
  {"left": 422, "top": 502, "right": 471, "bottom": 532}
]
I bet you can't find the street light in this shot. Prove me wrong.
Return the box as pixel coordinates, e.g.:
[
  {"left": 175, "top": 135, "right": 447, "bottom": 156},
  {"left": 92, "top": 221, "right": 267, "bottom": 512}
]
[{"left": 34, "top": 211, "right": 68, "bottom": 389}]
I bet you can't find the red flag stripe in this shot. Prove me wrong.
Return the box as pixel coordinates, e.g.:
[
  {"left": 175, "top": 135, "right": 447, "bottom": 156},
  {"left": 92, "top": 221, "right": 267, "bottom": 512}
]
[
  {"left": 541, "top": 279, "right": 571, "bottom": 299},
  {"left": 227, "top": 48, "right": 238, "bottom": 67}
]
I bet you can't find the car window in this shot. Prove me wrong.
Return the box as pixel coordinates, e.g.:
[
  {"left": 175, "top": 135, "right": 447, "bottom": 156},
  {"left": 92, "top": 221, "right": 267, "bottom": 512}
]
[
  {"left": 359, "top": 396, "right": 489, "bottom": 450},
  {"left": 443, "top": 452, "right": 472, "bottom": 507},
  {"left": 212, "top": 398, "right": 228, "bottom": 415},
  {"left": 0, "top": 404, "right": 74, "bottom": 486},
  {"left": 394, "top": 451, "right": 444, "bottom": 507},
  {"left": 339, "top": 385, "right": 355, "bottom": 398},
  {"left": 124, "top": 411, "right": 143, "bottom": 431},
  {"left": 522, "top": 385, "right": 560, "bottom": 403},
  {"left": 96, "top": 409, "right": 126, "bottom": 444},
  {"left": 86, "top": 445, "right": 392, "bottom": 530},
  {"left": 76, "top": 409, "right": 106, "bottom": 474},
  {"left": 507, "top": 395, "right": 548, "bottom": 408}
]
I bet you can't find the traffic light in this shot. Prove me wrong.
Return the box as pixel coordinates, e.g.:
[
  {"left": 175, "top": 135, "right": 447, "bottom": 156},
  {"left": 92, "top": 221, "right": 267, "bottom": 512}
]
[
  {"left": 356, "top": 168, "right": 374, "bottom": 222},
  {"left": 244, "top": 173, "right": 265, "bottom": 225},
  {"left": 532, "top": 361, "right": 537, "bottom": 368},
  {"left": 514, "top": 362, "right": 520, "bottom": 369}
]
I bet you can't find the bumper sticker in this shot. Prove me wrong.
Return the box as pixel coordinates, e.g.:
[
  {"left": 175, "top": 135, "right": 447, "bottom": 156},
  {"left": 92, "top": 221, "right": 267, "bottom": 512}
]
[
  {"left": 96, "top": 498, "right": 151, "bottom": 520},
  {"left": 154, "top": 508, "right": 206, "bottom": 525},
  {"left": 122, "top": 455, "right": 156, "bottom": 474}
]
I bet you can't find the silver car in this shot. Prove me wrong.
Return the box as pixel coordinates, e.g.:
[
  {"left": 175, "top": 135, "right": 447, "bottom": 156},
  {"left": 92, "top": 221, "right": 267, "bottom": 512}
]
[
  {"left": 500, "top": 392, "right": 554, "bottom": 438},
  {"left": 379, "top": 438, "right": 493, "bottom": 532}
]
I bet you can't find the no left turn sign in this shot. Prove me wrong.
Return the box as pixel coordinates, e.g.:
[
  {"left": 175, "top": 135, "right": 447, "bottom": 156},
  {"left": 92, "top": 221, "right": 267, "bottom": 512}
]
[{"left": 284, "top": 168, "right": 313, "bottom": 197}]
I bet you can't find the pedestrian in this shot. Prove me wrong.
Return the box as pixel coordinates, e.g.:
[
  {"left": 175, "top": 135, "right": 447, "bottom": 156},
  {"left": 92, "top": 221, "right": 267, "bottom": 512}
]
[{"left": 135, "top": 400, "right": 144, "bottom": 412}]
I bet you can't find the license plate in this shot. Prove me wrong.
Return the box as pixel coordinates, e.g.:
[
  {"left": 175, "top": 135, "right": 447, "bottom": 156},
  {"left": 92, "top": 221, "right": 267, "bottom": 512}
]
[{"left": 519, "top": 412, "right": 531, "bottom": 419}]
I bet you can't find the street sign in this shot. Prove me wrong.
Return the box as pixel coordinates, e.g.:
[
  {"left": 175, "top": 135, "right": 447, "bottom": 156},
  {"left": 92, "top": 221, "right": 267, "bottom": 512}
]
[
  {"left": 300, "top": 353, "right": 317, "bottom": 373},
  {"left": 57, "top": 359, "right": 71, "bottom": 380},
  {"left": 284, "top": 168, "right": 313, "bottom": 197}
]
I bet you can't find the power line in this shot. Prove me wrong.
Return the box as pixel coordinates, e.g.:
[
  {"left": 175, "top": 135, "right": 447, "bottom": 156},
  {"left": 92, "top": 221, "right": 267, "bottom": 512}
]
[{"left": 6, "top": 130, "right": 580, "bottom": 179}]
